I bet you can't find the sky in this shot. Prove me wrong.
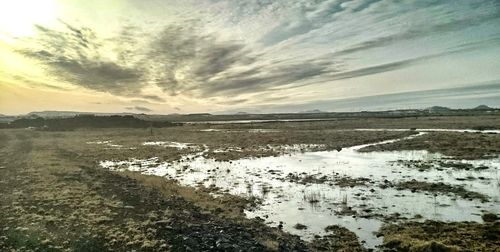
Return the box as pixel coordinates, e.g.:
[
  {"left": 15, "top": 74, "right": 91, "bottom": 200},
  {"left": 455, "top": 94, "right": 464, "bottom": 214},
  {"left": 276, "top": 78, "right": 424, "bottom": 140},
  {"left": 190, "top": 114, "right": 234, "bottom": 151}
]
[{"left": 0, "top": 0, "right": 499, "bottom": 115}]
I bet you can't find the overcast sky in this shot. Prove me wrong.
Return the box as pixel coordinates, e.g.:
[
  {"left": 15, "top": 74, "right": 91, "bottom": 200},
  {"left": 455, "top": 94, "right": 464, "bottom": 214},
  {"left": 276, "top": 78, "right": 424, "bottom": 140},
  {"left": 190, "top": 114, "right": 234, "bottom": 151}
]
[{"left": 1, "top": 0, "right": 499, "bottom": 115}]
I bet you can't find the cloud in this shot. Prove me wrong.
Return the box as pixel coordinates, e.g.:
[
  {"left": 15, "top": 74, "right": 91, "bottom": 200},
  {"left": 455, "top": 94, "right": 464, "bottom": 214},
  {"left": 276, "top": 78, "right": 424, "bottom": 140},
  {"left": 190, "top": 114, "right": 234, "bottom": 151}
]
[
  {"left": 258, "top": 0, "right": 347, "bottom": 45},
  {"left": 18, "top": 22, "right": 145, "bottom": 95},
  {"left": 202, "top": 58, "right": 338, "bottom": 96},
  {"left": 140, "top": 95, "right": 165, "bottom": 102},
  {"left": 147, "top": 23, "right": 257, "bottom": 95},
  {"left": 11, "top": 0, "right": 500, "bottom": 110},
  {"left": 145, "top": 22, "right": 339, "bottom": 97},
  {"left": 9, "top": 74, "right": 69, "bottom": 91},
  {"left": 332, "top": 8, "right": 500, "bottom": 56},
  {"left": 18, "top": 21, "right": 335, "bottom": 99},
  {"left": 125, "top": 106, "right": 152, "bottom": 112}
]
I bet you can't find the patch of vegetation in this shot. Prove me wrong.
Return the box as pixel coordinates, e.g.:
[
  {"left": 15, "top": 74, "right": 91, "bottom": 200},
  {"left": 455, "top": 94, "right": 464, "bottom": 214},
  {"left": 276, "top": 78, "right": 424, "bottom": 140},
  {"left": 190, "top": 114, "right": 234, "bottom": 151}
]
[
  {"left": 380, "top": 220, "right": 500, "bottom": 251},
  {"left": 395, "top": 159, "right": 434, "bottom": 171},
  {"left": 394, "top": 180, "right": 489, "bottom": 202},
  {"left": 482, "top": 213, "right": 498, "bottom": 222},
  {"left": 293, "top": 223, "right": 308, "bottom": 230},
  {"left": 310, "top": 225, "right": 367, "bottom": 251},
  {"left": 69, "top": 236, "right": 109, "bottom": 252},
  {"left": 438, "top": 161, "right": 474, "bottom": 170},
  {"left": 360, "top": 132, "right": 500, "bottom": 159},
  {"left": 285, "top": 173, "right": 371, "bottom": 187},
  {"left": 0, "top": 229, "right": 57, "bottom": 252}
]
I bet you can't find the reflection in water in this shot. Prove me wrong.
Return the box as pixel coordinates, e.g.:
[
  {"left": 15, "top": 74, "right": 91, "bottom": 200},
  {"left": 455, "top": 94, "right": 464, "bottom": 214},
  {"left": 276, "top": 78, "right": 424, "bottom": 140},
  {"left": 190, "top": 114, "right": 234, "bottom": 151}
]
[{"left": 100, "top": 132, "right": 500, "bottom": 248}]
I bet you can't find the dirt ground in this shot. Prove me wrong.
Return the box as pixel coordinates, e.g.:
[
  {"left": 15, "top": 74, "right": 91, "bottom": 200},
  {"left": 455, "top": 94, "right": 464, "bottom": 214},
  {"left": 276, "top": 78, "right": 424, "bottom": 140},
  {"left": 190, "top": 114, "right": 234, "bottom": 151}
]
[{"left": 1, "top": 116, "right": 499, "bottom": 251}]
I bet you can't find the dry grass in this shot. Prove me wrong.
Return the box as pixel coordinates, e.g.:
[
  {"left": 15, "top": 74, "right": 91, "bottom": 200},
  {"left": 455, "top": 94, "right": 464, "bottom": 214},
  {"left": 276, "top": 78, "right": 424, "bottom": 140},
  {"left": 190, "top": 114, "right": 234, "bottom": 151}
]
[
  {"left": 381, "top": 220, "right": 500, "bottom": 251},
  {"left": 2, "top": 115, "right": 497, "bottom": 251},
  {"left": 121, "top": 171, "right": 255, "bottom": 218},
  {"left": 360, "top": 132, "right": 500, "bottom": 159}
]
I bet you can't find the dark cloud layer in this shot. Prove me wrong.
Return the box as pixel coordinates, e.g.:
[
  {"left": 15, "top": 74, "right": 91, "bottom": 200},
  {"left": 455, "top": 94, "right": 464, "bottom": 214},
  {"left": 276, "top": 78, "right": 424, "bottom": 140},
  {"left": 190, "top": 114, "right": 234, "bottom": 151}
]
[
  {"left": 140, "top": 95, "right": 165, "bottom": 102},
  {"left": 18, "top": 21, "right": 339, "bottom": 98},
  {"left": 125, "top": 106, "right": 152, "bottom": 112},
  {"left": 147, "top": 24, "right": 258, "bottom": 95},
  {"left": 19, "top": 23, "right": 145, "bottom": 96}
]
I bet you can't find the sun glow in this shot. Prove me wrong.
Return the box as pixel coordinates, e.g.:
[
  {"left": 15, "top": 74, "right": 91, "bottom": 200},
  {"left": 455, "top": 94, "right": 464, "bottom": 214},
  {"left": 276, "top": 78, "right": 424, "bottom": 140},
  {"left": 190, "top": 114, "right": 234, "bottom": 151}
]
[{"left": 0, "top": 0, "right": 58, "bottom": 38}]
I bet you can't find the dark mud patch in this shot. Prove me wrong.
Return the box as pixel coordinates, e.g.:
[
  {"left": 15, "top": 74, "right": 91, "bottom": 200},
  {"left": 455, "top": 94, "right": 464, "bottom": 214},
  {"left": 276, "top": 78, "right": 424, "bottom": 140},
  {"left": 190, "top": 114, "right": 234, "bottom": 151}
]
[
  {"left": 284, "top": 173, "right": 372, "bottom": 187},
  {"left": 293, "top": 223, "right": 308, "bottom": 230},
  {"left": 482, "top": 213, "right": 499, "bottom": 222},
  {"left": 437, "top": 161, "right": 475, "bottom": 170},
  {"left": 392, "top": 180, "right": 489, "bottom": 202},
  {"left": 380, "top": 220, "right": 500, "bottom": 251},
  {"left": 393, "top": 159, "right": 434, "bottom": 171},
  {"left": 394, "top": 159, "right": 487, "bottom": 171}
]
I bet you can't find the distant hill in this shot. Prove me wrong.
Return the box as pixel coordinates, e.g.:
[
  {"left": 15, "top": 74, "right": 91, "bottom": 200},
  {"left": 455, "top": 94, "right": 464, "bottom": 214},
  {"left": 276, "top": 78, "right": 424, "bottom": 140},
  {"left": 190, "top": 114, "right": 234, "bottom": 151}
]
[
  {"left": 426, "top": 106, "right": 451, "bottom": 112},
  {"left": 1, "top": 115, "right": 179, "bottom": 130},
  {"left": 299, "top": 109, "right": 327, "bottom": 114},
  {"left": 186, "top": 113, "right": 212, "bottom": 116},
  {"left": 27, "top": 111, "right": 92, "bottom": 118},
  {"left": 473, "top": 105, "right": 493, "bottom": 110},
  {"left": 25, "top": 111, "right": 140, "bottom": 119}
]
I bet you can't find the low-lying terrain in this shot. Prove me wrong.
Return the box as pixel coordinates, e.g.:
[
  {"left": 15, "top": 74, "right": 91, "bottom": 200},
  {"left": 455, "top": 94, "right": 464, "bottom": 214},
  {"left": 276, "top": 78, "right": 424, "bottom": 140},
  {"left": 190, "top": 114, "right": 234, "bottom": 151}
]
[
  {"left": 1, "top": 115, "right": 499, "bottom": 251},
  {"left": 0, "top": 129, "right": 372, "bottom": 251}
]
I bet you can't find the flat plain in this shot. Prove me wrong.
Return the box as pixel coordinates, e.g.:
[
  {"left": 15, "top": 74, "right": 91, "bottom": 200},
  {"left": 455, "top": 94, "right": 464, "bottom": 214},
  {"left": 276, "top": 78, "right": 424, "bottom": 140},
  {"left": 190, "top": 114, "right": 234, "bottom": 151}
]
[{"left": 1, "top": 115, "right": 499, "bottom": 251}]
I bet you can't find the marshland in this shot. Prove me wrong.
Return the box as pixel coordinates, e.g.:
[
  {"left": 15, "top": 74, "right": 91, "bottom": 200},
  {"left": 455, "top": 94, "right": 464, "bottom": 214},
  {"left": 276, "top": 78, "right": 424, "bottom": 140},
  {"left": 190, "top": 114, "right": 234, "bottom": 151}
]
[{"left": 1, "top": 114, "right": 499, "bottom": 251}]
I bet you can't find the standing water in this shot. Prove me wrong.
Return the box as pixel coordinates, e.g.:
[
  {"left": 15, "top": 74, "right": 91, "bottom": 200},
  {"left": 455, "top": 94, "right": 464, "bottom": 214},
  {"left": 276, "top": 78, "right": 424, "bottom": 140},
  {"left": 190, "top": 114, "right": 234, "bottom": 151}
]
[{"left": 99, "top": 131, "right": 500, "bottom": 248}]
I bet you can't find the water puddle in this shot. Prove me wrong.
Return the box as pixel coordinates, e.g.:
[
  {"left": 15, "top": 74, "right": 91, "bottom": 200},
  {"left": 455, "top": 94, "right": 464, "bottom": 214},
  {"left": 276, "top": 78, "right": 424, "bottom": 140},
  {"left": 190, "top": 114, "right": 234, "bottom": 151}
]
[
  {"left": 199, "top": 128, "right": 281, "bottom": 133},
  {"left": 86, "top": 140, "right": 124, "bottom": 149},
  {"left": 98, "top": 131, "right": 500, "bottom": 248},
  {"left": 142, "top": 141, "right": 196, "bottom": 149}
]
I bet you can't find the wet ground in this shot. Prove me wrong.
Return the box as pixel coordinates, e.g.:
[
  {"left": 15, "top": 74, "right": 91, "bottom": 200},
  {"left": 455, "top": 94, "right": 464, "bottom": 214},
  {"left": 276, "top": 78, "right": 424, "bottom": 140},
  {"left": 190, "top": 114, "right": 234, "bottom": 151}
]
[
  {"left": 2, "top": 117, "right": 500, "bottom": 251},
  {"left": 98, "top": 129, "right": 500, "bottom": 249}
]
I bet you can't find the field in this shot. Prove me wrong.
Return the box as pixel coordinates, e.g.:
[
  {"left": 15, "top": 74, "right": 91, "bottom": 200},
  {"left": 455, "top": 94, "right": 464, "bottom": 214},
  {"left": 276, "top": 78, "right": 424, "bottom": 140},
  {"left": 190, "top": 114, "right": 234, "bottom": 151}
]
[{"left": 1, "top": 115, "right": 499, "bottom": 251}]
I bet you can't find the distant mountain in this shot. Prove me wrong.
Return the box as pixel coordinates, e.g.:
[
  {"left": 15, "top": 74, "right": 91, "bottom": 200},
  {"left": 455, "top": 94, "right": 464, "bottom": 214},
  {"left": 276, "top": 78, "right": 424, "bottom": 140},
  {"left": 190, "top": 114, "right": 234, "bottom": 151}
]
[
  {"left": 27, "top": 111, "right": 93, "bottom": 118},
  {"left": 426, "top": 106, "right": 451, "bottom": 112},
  {"left": 299, "top": 109, "right": 327, "bottom": 114},
  {"left": 186, "top": 113, "right": 212, "bottom": 116},
  {"left": 25, "top": 111, "right": 136, "bottom": 118},
  {"left": 235, "top": 112, "right": 249, "bottom": 115},
  {"left": 221, "top": 80, "right": 500, "bottom": 113},
  {"left": 4, "top": 115, "right": 179, "bottom": 130},
  {"left": 473, "top": 105, "right": 493, "bottom": 110}
]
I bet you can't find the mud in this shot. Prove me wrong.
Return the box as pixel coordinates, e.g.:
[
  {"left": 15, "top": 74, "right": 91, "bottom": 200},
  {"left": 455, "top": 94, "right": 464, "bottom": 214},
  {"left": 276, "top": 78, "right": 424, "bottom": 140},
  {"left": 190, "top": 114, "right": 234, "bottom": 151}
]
[{"left": 284, "top": 173, "right": 373, "bottom": 187}]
